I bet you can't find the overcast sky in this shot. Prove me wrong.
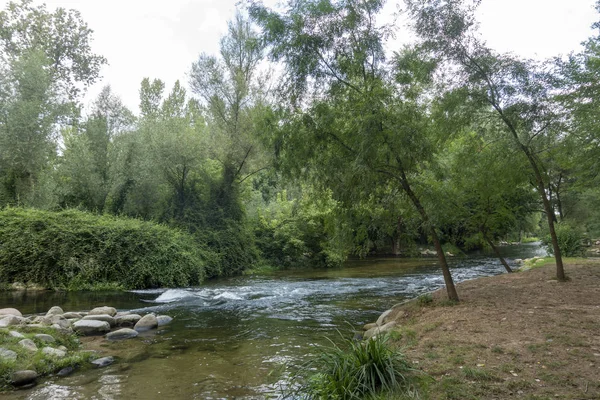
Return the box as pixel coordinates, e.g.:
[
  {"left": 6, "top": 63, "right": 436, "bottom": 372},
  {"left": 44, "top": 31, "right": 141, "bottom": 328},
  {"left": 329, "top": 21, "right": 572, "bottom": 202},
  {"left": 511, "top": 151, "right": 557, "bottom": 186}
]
[{"left": 1, "top": 0, "right": 597, "bottom": 112}]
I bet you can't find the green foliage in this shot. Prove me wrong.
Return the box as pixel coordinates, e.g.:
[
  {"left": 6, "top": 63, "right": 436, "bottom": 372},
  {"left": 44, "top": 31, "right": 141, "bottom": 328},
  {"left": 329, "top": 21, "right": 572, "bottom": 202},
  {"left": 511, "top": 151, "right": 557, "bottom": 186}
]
[
  {"left": 294, "top": 335, "right": 417, "bottom": 400},
  {"left": 541, "top": 223, "right": 585, "bottom": 257},
  {"left": 0, "top": 208, "right": 211, "bottom": 289}
]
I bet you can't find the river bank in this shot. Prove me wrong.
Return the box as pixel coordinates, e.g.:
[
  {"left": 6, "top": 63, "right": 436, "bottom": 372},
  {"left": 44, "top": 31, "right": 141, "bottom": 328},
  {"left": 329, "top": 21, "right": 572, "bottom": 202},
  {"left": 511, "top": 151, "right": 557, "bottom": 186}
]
[{"left": 377, "top": 258, "right": 600, "bottom": 399}]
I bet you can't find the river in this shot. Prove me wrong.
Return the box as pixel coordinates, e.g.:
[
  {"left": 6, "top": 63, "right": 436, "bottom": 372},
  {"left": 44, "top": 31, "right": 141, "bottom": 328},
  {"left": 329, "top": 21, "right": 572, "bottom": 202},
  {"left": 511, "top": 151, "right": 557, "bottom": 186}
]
[{"left": 0, "top": 243, "right": 545, "bottom": 399}]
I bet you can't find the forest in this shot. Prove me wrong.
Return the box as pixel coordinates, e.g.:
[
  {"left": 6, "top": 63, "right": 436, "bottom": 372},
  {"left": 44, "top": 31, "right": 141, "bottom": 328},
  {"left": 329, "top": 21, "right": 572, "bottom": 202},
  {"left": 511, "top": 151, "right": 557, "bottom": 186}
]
[{"left": 0, "top": 0, "right": 599, "bottom": 299}]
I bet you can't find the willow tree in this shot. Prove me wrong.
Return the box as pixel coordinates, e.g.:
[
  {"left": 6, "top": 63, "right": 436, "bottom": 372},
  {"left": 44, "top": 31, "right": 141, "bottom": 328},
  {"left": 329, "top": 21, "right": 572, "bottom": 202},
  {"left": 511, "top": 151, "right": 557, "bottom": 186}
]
[
  {"left": 250, "top": 0, "right": 460, "bottom": 301},
  {"left": 406, "top": 0, "right": 570, "bottom": 281}
]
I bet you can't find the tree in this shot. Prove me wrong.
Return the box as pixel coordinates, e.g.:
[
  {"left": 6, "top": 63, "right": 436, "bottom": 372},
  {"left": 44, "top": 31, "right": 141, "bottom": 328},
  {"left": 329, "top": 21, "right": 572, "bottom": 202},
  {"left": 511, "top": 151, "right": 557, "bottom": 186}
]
[
  {"left": 406, "top": 0, "right": 570, "bottom": 281},
  {"left": 251, "top": 0, "right": 460, "bottom": 301}
]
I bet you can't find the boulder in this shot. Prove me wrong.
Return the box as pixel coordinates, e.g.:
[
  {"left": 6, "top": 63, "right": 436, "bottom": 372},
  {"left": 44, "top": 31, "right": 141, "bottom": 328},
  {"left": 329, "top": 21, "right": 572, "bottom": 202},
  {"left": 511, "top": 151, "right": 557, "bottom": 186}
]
[
  {"left": 8, "top": 330, "right": 25, "bottom": 338},
  {"left": 0, "top": 348, "right": 18, "bottom": 361},
  {"left": 82, "top": 314, "right": 116, "bottom": 326},
  {"left": 19, "top": 339, "right": 38, "bottom": 352},
  {"left": 46, "top": 306, "right": 64, "bottom": 317},
  {"left": 91, "top": 356, "right": 115, "bottom": 368},
  {"left": 73, "top": 320, "right": 110, "bottom": 336},
  {"left": 11, "top": 370, "right": 37, "bottom": 386},
  {"left": 57, "top": 366, "right": 75, "bottom": 377},
  {"left": 156, "top": 315, "right": 173, "bottom": 327},
  {"left": 62, "top": 312, "right": 83, "bottom": 319},
  {"left": 364, "top": 321, "right": 397, "bottom": 340},
  {"left": 0, "top": 308, "right": 22, "bottom": 317},
  {"left": 363, "top": 323, "right": 378, "bottom": 331},
  {"left": 34, "top": 334, "right": 56, "bottom": 343},
  {"left": 0, "top": 315, "right": 21, "bottom": 327},
  {"left": 88, "top": 306, "right": 117, "bottom": 317},
  {"left": 42, "top": 347, "right": 66, "bottom": 358},
  {"left": 32, "top": 316, "right": 52, "bottom": 325},
  {"left": 106, "top": 328, "right": 139, "bottom": 341},
  {"left": 375, "top": 309, "right": 392, "bottom": 326},
  {"left": 134, "top": 314, "right": 158, "bottom": 332},
  {"left": 115, "top": 314, "right": 142, "bottom": 327}
]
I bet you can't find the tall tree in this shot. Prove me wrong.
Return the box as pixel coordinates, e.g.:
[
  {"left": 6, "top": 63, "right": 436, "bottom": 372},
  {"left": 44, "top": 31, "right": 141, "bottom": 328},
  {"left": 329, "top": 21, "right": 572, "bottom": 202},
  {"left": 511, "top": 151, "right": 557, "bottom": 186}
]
[
  {"left": 251, "top": 0, "right": 460, "bottom": 300},
  {"left": 406, "top": 0, "right": 570, "bottom": 281}
]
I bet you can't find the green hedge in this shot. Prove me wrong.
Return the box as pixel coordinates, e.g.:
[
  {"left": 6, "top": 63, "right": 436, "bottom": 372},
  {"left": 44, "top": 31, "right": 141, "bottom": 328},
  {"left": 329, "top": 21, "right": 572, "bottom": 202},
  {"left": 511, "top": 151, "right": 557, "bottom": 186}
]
[{"left": 0, "top": 208, "right": 211, "bottom": 289}]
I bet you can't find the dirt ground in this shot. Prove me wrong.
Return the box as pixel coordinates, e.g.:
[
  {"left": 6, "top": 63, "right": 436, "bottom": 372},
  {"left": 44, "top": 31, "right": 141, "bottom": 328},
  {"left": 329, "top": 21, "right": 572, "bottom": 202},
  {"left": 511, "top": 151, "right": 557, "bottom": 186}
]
[{"left": 384, "top": 259, "right": 600, "bottom": 400}]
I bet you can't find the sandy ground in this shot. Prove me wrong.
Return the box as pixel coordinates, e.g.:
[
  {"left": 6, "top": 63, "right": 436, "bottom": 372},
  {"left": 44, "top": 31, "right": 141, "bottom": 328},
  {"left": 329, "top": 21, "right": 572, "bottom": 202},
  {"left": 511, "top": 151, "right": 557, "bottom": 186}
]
[{"left": 384, "top": 259, "right": 600, "bottom": 400}]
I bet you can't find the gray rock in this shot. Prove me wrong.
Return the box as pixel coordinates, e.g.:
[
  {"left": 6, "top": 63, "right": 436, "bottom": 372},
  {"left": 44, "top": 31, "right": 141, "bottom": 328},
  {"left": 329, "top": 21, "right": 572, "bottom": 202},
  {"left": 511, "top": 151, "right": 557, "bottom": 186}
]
[
  {"left": 26, "top": 324, "right": 46, "bottom": 329},
  {"left": 106, "top": 328, "right": 138, "bottom": 341},
  {"left": 363, "top": 323, "right": 378, "bottom": 331},
  {"left": 11, "top": 370, "right": 37, "bottom": 386},
  {"left": 82, "top": 314, "right": 116, "bottom": 326},
  {"left": 0, "top": 315, "right": 21, "bottom": 327},
  {"left": 115, "top": 311, "right": 131, "bottom": 317},
  {"left": 364, "top": 321, "right": 397, "bottom": 340},
  {"left": 8, "top": 330, "right": 25, "bottom": 338},
  {"left": 88, "top": 306, "right": 117, "bottom": 317},
  {"left": 73, "top": 320, "right": 110, "bottom": 336},
  {"left": 156, "top": 315, "right": 173, "bottom": 327},
  {"left": 57, "top": 366, "right": 75, "bottom": 377},
  {"left": 115, "top": 314, "right": 142, "bottom": 327},
  {"left": 34, "top": 334, "right": 56, "bottom": 343},
  {"left": 32, "top": 316, "right": 52, "bottom": 325},
  {"left": 0, "top": 348, "right": 17, "bottom": 361},
  {"left": 62, "top": 312, "right": 82, "bottom": 319},
  {"left": 91, "top": 356, "right": 115, "bottom": 368},
  {"left": 0, "top": 308, "right": 22, "bottom": 317},
  {"left": 134, "top": 314, "right": 158, "bottom": 332},
  {"left": 375, "top": 309, "right": 392, "bottom": 326},
  {"left": 42, "top": 347, "right": 66, "bottom": 358},
  {"left": 46, "top": 306, "right": 64, "bottom": 317},
  {"left": 19, "top": 339, "right": 38, "bottom": 352},
  {"left": 58, "top": 345, "right": 68, "bottom": 352}
]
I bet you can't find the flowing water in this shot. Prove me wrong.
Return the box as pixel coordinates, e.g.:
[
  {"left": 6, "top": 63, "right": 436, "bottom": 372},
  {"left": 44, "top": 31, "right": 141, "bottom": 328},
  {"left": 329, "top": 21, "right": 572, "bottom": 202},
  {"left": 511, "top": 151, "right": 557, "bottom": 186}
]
[{"left": 1, "top": 244, "right": 545, "bottom": 399}]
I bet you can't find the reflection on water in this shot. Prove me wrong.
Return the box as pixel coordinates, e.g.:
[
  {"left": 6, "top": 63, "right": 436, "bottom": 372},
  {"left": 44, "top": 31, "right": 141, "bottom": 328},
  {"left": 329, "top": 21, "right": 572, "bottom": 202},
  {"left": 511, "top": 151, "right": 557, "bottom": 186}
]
[{"left": 0, "top": 243, "right": 545, "bottom": 399}]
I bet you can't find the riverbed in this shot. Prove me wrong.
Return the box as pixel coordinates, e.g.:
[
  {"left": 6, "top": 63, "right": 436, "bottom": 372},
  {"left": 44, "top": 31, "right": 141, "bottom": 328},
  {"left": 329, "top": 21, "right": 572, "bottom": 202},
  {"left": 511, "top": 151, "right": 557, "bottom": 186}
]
[{"left": 0, "top": 244, "right": 545, "bottom": 399}]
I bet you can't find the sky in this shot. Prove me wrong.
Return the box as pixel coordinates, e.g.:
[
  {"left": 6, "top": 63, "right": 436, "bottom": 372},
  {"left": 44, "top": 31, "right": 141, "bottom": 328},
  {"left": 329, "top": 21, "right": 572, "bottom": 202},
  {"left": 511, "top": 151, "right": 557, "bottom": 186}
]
[{"left": 1, "top": 0, "right": 597, "bottom": 112}]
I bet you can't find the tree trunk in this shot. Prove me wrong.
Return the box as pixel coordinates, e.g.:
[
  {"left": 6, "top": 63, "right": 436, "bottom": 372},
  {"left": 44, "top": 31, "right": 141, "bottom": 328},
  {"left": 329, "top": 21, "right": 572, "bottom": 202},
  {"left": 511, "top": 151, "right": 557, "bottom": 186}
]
[
  {"left": 484, "top": 235, "right": 513, "bottom": 273},
  {"left": 398, "top": 169, "right": 459, "bottom": 301}
]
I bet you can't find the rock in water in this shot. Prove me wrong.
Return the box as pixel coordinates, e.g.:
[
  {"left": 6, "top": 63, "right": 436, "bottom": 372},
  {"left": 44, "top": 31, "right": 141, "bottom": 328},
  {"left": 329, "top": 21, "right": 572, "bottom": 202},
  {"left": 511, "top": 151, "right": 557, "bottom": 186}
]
[
  {"left": 115, "top": 314, "right": 142, "bottom": 327},
  {"left": 156, "top": 315, "right": 173, "bottom": 327},
  {"left": 106, "top": 328, "right": 139, "bottom": 341},
  {"left": 0, "top": 308, "right": 22, "bottom": 317},
  {"left": 88, "top": 306, "right": 117, "bottom": 317},
  {"left": 19, "top": 339, "right": 38, "bottom": 352},
  {"left": 57, "top": 366, "right": 75, "bottom": 377},
  {"left": 35, "top": 334, "right": 56, "bottom": 343},
  {"left": 42, "top": 347, "right": 67, "bottom": 358},
  {"left": 0, "top": 348, "right": 18, "bottom": 361},
  {"left": 134, "top": 314, "right": 158, "bottom": 332},
  {"left": 73, "top": 320, "right": 111, "bottom": 336},
  {"left": 82, "top": 314, "right": 116, "bottom": 327},
  {"left": 46, "top": 306, "right": 64, "bottom": 317},
  {"left": 11, "top": 370, "right": 37, "bottom": 386},
  {"left": 91, "top": 356, "right": 115, "bottom": 368}
]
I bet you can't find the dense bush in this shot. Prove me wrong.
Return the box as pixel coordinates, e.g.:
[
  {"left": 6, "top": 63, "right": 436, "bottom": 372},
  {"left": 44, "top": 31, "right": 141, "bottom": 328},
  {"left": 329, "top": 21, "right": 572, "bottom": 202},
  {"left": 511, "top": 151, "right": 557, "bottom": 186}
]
[
  {"left": 0, "top": 208, "right": 212, "bottom": 289},
  {"left": 541, "top": 223, "right": 585, "bottom": 257}
]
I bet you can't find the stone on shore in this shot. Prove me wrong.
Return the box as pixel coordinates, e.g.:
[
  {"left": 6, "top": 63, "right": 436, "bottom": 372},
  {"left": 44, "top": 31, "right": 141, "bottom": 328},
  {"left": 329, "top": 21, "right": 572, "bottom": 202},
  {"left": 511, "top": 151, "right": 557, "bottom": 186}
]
[
  {"left": 0, "top": 315, "right": 22, "bottom": 327},
  {"left": 364, "top": 321, "right": 397, "bottom": 340},
  {"left": 62, "top": 312, "right": 82, "bottom": 319},
  {"left": 134, "top": 314, "right": 158, "bottom": 332},
  {"left": 73, "top": 320, "right": 111, "bottom": 336},
  {"left": 0, "top": 308, "right": 22, "bottom": 317},
  {"left": 82, "top": 314, "right": 116, "bottom": 327},
  {"left": 156, "top": 315, "right": 173, "bottom": 326},
  {"left": 46, "top": 306, "right": 64, "bottom": 317},
  {"left": 19, "top": 339, "right": 38, "bottom": 352},
  {"left": 34, "top": 334, "right": 56, "bottom": 343},
  {"left": 88, "top": 306, "right": 117, "bottom": 317},
  {"left": 106, "top": 328, "right": 139, "bottom": 341},
  {"left": 11, "top": 370, "right": 37, "bottom": 386},
  {"left": 8, "top": 330, "right": 25, "bottom": 338},
  {"left": 376, "top": 309, "right": 392, "bottom": 326},
  {"left": 91, "top": 356, "right": 115, "bottom": 368},
  {"left": 42, "top": 347, "right": 67, "bottom": 358},
  {"left": 115, "top": 314, "right": 142, "bottom": 327},
  {"left": 0, "top": 348, "right": 18, "bottom": 361}
]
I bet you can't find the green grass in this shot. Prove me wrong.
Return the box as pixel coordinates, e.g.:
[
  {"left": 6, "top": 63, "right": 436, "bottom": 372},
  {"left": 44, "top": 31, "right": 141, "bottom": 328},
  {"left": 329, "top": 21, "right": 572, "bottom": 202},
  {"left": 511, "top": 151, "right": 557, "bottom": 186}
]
[
  {"left": 462, "top": 366, "right": 499, "bottom": 382},
  {"left": 521, "top": 237, "right": 540, "bottom": 243},
  {"left": 292, "top": 334, "right": 420, "bottom": 399}
]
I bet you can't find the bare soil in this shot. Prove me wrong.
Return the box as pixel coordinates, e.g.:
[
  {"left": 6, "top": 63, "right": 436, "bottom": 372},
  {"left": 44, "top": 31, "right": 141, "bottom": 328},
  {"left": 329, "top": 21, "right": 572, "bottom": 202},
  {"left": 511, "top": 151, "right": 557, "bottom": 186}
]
[{"left": 386, "top": 259, "right": 600, "bottom": 400}]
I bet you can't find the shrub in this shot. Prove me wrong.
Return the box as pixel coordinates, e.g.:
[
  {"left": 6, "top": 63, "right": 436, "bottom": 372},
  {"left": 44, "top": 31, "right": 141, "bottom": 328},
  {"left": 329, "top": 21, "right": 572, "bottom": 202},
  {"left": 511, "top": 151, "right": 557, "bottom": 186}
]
[
  {"left": 0, "top": 208, "right": 212, "bottom": 289},
  {"left": 293, "top": 335, "right": 417, "bottom": 399},
  {"left": 541, "top": 223, "right": 585, "bottom": 257}
]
